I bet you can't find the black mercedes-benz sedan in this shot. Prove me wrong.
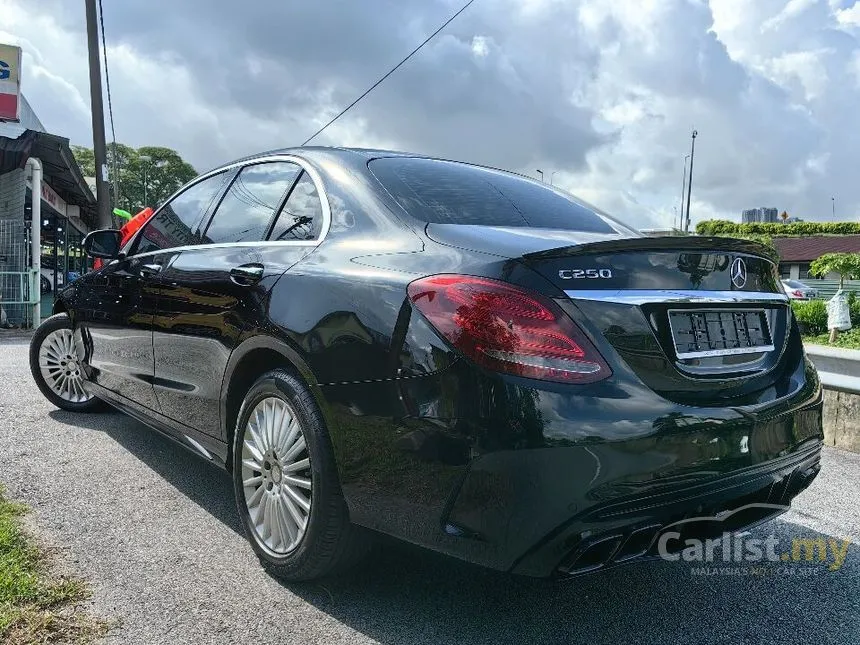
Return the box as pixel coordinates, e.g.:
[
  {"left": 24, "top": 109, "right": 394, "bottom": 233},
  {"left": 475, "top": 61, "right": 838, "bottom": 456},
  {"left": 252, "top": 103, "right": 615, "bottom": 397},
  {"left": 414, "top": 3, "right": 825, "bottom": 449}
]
[{"left": 30, "top": 147, "right": 823, "bottom": 581}]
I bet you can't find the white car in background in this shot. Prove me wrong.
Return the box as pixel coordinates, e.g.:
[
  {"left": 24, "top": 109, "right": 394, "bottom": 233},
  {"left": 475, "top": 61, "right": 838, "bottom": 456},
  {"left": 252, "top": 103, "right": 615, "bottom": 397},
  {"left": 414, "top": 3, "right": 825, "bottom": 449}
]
[
  {"left": 781, "top": 279, "right": 818, "bottom": 300},
  {"left": 40, "top": 266, "right": 65, "bottom": 295}
]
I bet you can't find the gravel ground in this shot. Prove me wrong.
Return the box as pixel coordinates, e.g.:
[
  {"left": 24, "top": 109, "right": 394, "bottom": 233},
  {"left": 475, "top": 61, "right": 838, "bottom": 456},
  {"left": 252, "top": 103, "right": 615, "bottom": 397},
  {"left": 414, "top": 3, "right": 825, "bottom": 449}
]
[{"left": 1, "top": 336, "right": 859, "bottom": 644}]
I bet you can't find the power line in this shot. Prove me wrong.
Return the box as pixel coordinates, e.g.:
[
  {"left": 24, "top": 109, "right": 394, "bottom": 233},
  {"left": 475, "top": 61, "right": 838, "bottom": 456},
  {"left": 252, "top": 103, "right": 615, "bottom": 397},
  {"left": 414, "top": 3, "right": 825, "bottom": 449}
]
[
  {"left": 301, "top": 0, "right": 477, "bottom": 146},
  {"left": 97, "top": 0, "right": 121, "bottom": 211}
]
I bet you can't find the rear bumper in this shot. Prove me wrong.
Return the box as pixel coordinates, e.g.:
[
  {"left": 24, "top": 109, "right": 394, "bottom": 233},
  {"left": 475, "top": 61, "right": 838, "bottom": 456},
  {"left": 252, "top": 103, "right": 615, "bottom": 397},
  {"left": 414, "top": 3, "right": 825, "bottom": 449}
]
[
  {"left": 323, "top": 331, "right": 824, "bottom": 578},
  {"left": 439, "top": 387, "right": 824, "bottom": 577},
  {"left": 511, "top": 435, "right": 821, "bottom": 577}
]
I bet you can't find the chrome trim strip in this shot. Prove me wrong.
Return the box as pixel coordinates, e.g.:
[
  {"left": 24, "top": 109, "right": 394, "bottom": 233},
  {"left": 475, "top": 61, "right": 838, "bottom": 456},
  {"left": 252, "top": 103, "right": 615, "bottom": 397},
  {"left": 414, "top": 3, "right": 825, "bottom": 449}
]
[
  {"left": 563, "top": 289, "right": 789, "bottom": 305},
  {"left": 129, "top": 239, "right": 318, "bottom": 260},
  {"left": 123, "top": 153, "right": 331, "bottom": 259},
  {"left": 675, "top": 345, "right": 775, "bottom": 359}
]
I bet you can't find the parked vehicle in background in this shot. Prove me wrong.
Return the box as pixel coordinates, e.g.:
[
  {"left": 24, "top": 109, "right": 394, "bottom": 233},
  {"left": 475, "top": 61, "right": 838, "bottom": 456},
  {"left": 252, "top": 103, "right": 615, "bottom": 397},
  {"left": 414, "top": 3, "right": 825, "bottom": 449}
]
[
  {"left": 782, "top": 279, "right": 818, "bottom": 300},
  {"left": 28, "top": 147, "right": 823, "bottom": 582},
  {"left": 39, "top": 266, "right": 65, "bottom": 295}
]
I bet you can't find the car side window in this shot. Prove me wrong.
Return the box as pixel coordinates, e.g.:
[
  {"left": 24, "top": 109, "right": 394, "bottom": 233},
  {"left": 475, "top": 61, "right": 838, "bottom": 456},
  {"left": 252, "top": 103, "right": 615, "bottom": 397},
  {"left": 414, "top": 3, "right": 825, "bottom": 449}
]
[
  {"left": 269, "top": 172, "right": 324, "bottom": 242},
  {"left": 201, "top": 162, "right": 301, "bottom": 244},
  {"left": 134, "top": 171, "right": 231, "bottom": 254}
]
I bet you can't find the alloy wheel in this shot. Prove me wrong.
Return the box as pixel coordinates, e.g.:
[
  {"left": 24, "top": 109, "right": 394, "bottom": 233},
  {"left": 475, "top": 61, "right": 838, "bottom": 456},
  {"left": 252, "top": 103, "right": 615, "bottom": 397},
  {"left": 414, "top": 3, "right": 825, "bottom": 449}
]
[
  {"left": 38, "top": 328, "right": 93, "bottom": 404},
  {"left": 241, "top": 396, "right": 313, "bottom": 556}
]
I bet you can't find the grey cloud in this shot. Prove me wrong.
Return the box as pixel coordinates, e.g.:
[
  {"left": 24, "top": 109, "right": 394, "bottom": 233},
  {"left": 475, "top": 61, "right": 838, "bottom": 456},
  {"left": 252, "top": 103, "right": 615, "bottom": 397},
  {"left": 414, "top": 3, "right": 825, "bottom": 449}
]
[{"left": 10, "top": 0, "right": 860, "bottom": 224}]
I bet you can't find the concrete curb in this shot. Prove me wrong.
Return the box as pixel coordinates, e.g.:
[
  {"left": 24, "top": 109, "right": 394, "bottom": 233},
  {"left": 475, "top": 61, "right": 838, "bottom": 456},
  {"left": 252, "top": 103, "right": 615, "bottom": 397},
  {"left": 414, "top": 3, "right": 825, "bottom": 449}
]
[{"left": 0, "top": 330, "right": 34, "bottom": 341}]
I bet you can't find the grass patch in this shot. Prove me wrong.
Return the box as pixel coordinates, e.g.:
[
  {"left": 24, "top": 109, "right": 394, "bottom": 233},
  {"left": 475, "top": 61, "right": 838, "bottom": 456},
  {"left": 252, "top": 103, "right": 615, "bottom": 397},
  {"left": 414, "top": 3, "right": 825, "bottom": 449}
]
[
  {"left": 0, "top": 486, "right": 108, "bottom": 644},
  {"left": 803, "top": 328, "right": 860, "bottom": 349}
]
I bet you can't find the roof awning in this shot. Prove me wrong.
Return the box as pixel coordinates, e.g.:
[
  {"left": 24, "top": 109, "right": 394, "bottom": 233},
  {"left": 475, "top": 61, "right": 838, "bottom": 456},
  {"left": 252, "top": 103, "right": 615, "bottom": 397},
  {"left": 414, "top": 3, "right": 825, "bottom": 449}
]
[{"left": 0, "top": 129, "right": 97, "bottom": 229}]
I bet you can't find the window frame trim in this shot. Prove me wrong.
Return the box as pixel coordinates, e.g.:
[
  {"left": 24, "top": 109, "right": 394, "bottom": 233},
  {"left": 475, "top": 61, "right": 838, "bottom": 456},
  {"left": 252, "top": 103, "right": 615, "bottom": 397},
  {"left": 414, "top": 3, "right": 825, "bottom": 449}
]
[{"left": 125, "top": 154, "right": 332, "bottom": 259}]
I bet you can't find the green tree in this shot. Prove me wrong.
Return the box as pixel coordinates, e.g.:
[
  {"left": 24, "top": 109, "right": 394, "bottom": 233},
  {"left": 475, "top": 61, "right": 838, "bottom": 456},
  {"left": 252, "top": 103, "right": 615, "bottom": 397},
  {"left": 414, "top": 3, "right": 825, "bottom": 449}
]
[
  {"left": 71, "top": 143, "right": 197, "bottom": 214},
  {"left": 809, "top": 253, "right": 860, "bottom": 288},
  {"left": 71, "top": 145, "right": 95, "bottom": 176}
]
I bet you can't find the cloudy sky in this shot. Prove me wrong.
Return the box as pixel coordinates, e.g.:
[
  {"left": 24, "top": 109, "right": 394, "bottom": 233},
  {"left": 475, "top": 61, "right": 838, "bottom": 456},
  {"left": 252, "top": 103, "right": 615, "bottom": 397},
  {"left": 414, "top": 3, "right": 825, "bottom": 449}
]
[{"left": 3, "top": 0, "right": 860, "bottom": 228}]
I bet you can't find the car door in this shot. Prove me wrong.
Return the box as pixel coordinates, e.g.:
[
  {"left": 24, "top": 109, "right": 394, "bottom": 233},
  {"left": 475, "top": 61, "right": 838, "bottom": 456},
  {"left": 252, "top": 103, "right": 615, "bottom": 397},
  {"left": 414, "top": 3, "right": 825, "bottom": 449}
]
[
  {"left": 81, "top": 170, "right": 234, "bottom": 412},
  {"left": 74, "top": 253, "right": 162, "bottom": 411},
  {"left": 151, "top": 160, "right": 320, "bottom": 437}
]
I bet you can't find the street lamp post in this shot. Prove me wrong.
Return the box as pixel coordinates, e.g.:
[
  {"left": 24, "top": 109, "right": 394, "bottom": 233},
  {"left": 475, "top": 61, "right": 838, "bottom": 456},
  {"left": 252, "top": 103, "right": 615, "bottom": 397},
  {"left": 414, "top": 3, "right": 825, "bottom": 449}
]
[
  {"left": 550, "top": 171, "right": 559, "bottom": 186},
  {"left": 832, "top": 196, "right": 836, "bottom": 219},
  {"left": 140, "top": 155, "right": 152, "bottom": 207},
  {"left": 536, "top": 169, "right": 544, "bottom": 183},
  {"left": 684, "top": 129, "right": 698, "bottom": 233},
  {"left": 679, "top": 154, "right": 690, "bottom": 230}
]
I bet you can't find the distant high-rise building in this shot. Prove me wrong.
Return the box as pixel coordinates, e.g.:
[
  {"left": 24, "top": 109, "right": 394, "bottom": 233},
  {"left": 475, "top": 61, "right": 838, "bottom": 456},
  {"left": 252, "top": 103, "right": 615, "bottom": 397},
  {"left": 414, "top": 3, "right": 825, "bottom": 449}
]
[{"left": 741, "top": 207, "right": 779, "bottom": 224}]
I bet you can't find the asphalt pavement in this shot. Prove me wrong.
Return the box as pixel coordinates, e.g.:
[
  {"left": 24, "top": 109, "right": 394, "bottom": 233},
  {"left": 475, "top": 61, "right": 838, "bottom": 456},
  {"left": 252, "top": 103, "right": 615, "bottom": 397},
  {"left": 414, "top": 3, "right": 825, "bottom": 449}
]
[{"left": 1, "top": 336, "right": 859, "bottom": 644}]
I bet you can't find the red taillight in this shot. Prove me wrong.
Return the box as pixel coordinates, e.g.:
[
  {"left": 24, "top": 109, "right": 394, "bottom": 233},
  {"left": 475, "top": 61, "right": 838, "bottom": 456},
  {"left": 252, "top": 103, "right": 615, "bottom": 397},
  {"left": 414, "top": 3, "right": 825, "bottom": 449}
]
[
  {"left": 792, "top": 290, "right": 803, "bottom": 298},
  {"left": 407, "top": 274, "right": 611, "bottom": 384}
]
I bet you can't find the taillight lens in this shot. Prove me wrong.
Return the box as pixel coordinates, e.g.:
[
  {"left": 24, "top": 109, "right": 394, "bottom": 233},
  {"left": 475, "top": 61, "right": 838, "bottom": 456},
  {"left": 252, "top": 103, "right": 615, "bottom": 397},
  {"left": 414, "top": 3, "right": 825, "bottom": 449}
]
[{"left": 407, "top": 274, "right": 611, "bottom": 383}]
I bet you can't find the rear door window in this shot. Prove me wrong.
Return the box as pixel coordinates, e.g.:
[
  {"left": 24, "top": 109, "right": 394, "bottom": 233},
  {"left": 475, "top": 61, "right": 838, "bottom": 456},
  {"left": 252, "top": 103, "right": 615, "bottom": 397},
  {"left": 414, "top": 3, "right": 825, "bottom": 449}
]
[
  {"left": 202, "top": 162, "right": 301, "bottom": 244},
  {"left": 369, "top": 157, "right": 620, "bottom": 233},
  {"left": 269, "top": 172, "right": 324, "bottom": 241}
]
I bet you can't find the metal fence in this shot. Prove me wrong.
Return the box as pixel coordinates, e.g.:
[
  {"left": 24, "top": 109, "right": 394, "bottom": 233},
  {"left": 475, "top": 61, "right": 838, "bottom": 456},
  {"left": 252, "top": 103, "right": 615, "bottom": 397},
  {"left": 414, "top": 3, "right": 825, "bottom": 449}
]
[
  {"left": 799, "top": 279, "right": 860, "bottom": 301},
  {"left": 0, "top": 219, "right": 33, "bottom": 328}
]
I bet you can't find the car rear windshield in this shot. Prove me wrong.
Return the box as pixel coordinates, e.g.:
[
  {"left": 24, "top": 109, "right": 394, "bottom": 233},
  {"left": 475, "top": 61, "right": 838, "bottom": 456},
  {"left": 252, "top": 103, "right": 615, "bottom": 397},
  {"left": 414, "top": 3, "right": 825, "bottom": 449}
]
[
  {"left": 783, "top": 280, "right": 808, "bottom": 288},
  {"left": 369, "top": 157, "right": 617, "bottom": 233}
]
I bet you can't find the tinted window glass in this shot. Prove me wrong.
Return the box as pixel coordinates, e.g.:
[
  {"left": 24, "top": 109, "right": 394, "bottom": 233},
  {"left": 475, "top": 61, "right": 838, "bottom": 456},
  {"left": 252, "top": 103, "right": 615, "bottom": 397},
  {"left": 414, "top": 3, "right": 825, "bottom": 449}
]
[
  {"left": 270, "top": 172, "right": 324, "bottom": 241},
  {"left": 370, "top": 157, "right": 617, "bottom": 233},
  {"left": 203, "top": 162, "right": 301, "bottom": 244},
  {"left": 135, "top": 171, "right": 230, "bottom": 254}
]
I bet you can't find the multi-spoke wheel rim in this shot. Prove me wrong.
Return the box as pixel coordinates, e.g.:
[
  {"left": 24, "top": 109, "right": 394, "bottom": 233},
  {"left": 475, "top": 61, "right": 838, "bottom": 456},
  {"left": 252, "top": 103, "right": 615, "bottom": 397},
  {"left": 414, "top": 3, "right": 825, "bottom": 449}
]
[
  {"left": 38, "top": 328, "right": 92, "bottom": 403},
  {"left": 241, "top": 396, "right": 312, "bottom": 556}
]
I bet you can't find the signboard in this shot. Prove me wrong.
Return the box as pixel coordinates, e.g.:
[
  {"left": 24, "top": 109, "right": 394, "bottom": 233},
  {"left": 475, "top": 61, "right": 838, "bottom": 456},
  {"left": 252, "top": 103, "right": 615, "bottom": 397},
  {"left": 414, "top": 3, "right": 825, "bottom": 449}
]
[
  {"left": 0, "top": 44, "right": 22, "bottom": 122},
  {"left": 40, "top": 180, "right": 66, "bottom": 217},
  {"left": 25, "top": 177, "right": 68, "bottom": 216}
]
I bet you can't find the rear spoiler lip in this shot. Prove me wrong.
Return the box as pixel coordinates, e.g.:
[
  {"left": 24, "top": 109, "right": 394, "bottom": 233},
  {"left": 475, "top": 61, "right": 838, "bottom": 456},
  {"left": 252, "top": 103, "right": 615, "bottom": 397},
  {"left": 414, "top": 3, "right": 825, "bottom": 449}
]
[{"left": 521, "top": 235, "right": 779, "bottom": 264}]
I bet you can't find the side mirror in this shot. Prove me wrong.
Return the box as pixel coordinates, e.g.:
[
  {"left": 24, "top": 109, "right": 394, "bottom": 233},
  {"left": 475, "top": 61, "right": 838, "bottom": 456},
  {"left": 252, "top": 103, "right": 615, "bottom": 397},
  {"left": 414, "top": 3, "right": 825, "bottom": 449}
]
[{"left": 83, "top": 229, "right": 123, "bottom": 260}]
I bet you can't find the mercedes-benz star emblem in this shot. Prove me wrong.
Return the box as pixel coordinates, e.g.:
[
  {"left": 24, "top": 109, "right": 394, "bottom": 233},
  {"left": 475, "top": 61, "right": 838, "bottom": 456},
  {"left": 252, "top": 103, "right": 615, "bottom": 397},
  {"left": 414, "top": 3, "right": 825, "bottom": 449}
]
[{"left": 730, "top": 257, "right": 748, "bottom": 289}]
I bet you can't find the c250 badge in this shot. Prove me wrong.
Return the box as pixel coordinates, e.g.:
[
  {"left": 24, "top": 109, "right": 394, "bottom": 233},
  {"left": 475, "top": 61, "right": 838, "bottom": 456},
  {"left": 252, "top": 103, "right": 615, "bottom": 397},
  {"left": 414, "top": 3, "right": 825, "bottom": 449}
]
[{"left": 558, "top": 268, "right": 613, "bottom": 279}]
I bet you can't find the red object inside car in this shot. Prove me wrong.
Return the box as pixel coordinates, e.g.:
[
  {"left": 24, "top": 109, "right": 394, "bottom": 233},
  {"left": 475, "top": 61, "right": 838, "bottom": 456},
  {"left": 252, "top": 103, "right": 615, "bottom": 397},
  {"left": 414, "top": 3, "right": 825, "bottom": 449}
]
[{"left": 93, "top": 207, "right": 154, "bottom": 270}]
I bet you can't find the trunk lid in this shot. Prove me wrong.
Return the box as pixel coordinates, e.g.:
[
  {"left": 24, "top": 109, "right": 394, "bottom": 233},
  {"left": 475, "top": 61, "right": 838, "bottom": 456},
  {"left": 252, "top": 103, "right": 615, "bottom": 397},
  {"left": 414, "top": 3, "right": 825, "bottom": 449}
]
[{"left": 519, "top": 236, "right": 794, "bottom": 404}]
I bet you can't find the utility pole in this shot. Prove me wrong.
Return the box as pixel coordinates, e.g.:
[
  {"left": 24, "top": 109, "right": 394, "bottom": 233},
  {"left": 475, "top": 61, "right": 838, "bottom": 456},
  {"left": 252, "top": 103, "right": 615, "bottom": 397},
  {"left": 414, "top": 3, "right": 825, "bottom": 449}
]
[
  {"left": 85, "top": 0, "right": 113, "bottom": 229},
  {"left": 684, "top": 129, "right": 697, "bottom": 233},
  {"left": 832, "top": 196, "right": 836, "bottom": 219},
  {"left": 679, "top": 154, "right": 690, "bottom": 230}
]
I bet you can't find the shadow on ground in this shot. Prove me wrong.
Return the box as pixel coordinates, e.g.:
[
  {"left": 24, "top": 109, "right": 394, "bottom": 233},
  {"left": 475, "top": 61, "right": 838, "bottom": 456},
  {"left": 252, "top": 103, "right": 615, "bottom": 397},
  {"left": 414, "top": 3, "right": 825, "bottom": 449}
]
[
  {"left": 49, "top": 409, "right": 860, "bottom": 644},
  {"left": 48, "top": 408, "right": 240, "bottom": 535}
]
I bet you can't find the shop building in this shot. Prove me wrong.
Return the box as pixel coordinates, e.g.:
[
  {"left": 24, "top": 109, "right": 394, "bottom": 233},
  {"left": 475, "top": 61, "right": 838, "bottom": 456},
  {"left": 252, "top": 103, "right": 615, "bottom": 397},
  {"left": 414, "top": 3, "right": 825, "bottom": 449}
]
[{"left": 0, "top": 94, "right": 96, "bottom": 327}]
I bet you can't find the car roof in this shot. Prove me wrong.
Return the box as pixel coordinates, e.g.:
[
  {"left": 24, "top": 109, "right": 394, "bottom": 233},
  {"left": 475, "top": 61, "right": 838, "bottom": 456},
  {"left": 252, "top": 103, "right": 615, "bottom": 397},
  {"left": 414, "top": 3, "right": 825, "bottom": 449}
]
[
  {"left": 199, "top": 146, "right": 548, "bottom": 187},
  {"left": 224, "top": 146, "right": 422, "bottom": 165}
]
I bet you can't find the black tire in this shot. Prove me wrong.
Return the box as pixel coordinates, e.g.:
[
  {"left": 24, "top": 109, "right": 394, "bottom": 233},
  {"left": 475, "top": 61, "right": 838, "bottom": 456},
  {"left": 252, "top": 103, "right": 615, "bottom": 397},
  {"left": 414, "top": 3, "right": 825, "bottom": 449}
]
[
  {"left": 29, "top": 313, "right": 105, "bottom": 413},
  {"left": 232, "top": 368, "right": 370, "bottom": 581}
]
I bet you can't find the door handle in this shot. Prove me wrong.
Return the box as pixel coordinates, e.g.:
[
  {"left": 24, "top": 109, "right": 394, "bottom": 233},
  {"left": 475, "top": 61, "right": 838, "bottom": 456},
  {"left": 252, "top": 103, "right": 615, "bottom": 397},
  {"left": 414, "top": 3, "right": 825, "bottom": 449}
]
[
  {"left": 230, "top": 263, "right": 264, "bottom": 285},
  {"left": 140, "top": 263, "right": 163, "bottom": 278}
]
